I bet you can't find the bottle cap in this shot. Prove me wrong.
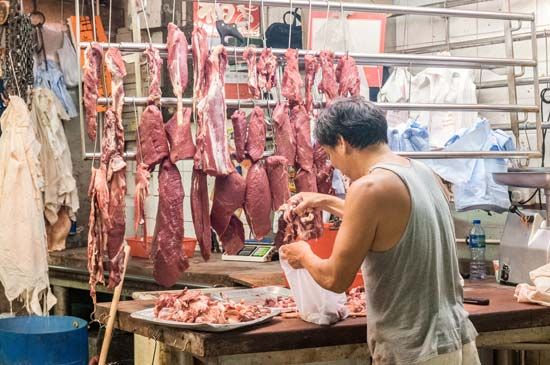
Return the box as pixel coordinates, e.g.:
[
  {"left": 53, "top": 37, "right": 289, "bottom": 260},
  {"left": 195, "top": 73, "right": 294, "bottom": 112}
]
[{"left": 473, "top": 219, "right": 481, "bottom": 224}]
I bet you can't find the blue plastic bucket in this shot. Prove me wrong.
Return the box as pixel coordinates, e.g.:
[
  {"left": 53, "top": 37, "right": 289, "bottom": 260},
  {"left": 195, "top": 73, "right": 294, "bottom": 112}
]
[{"left": 0, "top": 315, "right": 88, "bottom": 365}]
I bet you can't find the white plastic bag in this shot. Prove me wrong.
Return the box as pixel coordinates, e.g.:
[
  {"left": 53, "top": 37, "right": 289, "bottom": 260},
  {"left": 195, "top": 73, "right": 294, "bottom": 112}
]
[
  {"left": 57, "top": 32, "right": 80, "bottom": 88},
  {"left": 281, "top": 259, "right": 348, "bottom": 325}
]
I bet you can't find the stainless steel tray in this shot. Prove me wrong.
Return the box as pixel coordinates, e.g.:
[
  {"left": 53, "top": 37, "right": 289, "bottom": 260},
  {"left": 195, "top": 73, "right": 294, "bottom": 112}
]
[
  {"left": 212, "top": 286, "right": 296, "bottom": 312},
  {"left": 130, "top": 307, "right": 281, "bottom": 332},
  {"left": 493, "top": 171, "right": 550, "bottom": 189}
]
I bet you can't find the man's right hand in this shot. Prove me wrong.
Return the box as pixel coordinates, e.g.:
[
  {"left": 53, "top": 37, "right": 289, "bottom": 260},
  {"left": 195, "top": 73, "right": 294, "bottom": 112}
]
[{"left": 289, "top": 192, "right": 326, "bottom": 215}]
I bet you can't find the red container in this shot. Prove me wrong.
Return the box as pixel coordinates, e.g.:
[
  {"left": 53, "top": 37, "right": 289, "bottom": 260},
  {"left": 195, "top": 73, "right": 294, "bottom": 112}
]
[
  {"left": 282, "top": 223, "right": 364, "bottom": 292},
  {"left": 126, "top": 236, "right": 197, "bottom": 259}
]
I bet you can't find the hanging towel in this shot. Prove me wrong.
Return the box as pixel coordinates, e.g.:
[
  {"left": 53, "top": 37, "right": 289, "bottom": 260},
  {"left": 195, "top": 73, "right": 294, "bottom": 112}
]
[
  {"left": 426, "top": 119, "right": 514, "bottom": 213},
  {"left": 57, "top": 32, "right": 80, "bottom": 88},
  {"left": 378, "top": 67, "right": 411, "bottom": 127},
  {"left": 31, "top": 88, "right": 79, "bottom": 229},
  {"left": 0, "top": 96, "right": 57, "bottom": 315},
  {"left": 34, "top": 60, "right": 78, "bottom": 119},
  {"left": 387, "top": 119, "right": 430, "bottom": 152}
]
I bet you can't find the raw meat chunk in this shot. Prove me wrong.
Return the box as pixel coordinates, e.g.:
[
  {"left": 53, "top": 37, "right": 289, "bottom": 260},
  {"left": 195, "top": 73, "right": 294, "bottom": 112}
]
[{"left": 246, "top": 106, "right": 266, "bottom": 162}]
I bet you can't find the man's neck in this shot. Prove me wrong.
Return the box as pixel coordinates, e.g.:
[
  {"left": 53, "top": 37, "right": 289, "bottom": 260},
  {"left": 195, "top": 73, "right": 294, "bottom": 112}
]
[{"left": 348, "top": 144, "right": 406, "bottom": 180}]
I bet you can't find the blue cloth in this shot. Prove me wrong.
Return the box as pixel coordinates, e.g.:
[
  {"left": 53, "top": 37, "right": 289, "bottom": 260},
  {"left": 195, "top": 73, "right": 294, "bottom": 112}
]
[
  {"left": 388, "top": 119, "right": 430, "bottom": 152},
  {"left": 426, "top": 119, "right": 514, "bottom": 213},
  {"left": 34, "top": 60, "right": 78, "bottom": 119}
]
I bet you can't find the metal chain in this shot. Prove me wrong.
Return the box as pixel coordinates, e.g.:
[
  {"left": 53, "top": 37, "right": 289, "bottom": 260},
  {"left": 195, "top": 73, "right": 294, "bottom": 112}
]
[{"left": 3, "top": 0, "right": 35, "bottom": 100}]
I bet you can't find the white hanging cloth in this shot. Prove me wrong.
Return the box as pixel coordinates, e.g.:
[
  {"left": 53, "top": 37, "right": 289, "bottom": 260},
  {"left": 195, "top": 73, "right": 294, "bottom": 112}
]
[
  {"left": 31, "top": 88, "right": 79, "bottom": 251},
  {"left": 0, "top": 96, "right": 57, "bottom": 315}
]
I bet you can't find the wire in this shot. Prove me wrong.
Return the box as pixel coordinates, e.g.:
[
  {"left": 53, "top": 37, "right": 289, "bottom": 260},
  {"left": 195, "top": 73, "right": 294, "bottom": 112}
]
[{"left": 151, "top": 339, "right": 157, "bottom": 365}]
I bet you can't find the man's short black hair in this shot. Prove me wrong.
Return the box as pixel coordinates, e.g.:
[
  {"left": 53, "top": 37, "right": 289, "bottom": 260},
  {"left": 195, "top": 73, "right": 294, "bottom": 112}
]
[{"left": 315, "top": 96, "right": 388, "bottom": 149}]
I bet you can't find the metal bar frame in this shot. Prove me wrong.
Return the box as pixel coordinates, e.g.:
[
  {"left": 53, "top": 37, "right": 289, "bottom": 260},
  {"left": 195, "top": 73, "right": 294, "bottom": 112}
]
[
  {"left": 478, "top": 76, "right": 550, "bottom": 89},
  {"left": 77, "top": 1, "right": 542, "bottom": 161},
  {"left": 390, "top": 30, "right": 550, "bottom": 55},
  {"left": 95, "top": 96, "right": 539, "bottom": 112},
  {"left": 80, "top": 42, "right": 536, "bottom": 69},
  {"left": 195, "top": 0, "right": 534, "bottom": 21}
]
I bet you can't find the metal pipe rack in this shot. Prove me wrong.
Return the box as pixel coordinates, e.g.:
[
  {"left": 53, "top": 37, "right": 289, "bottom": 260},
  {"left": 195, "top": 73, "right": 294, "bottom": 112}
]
[
  {"left": 96, "top": 96, "right": 539, "bottom": 113},
  {"left": 80, "top": 42, "right": 536, "bottom": 69},
  {"left": 76, "top": 0, "right": 542, "bottom": 161}
]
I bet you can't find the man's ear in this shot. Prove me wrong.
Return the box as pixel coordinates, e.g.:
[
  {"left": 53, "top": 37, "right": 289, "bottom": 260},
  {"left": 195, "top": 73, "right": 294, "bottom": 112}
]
[{"left": 337, "top": 135, "right": 352, "bottom": 155}]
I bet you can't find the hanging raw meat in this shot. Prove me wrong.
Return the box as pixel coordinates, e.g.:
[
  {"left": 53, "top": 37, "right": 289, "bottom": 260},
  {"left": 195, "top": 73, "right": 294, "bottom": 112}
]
[
  {"left": 266, "top": 156, "right": 290, "bottom": 211},
  {"left": 138, "top": 105, "right": 170, "bottom": 168},
  {"left": 83, "top": 43, "right": 103, "bottom": 141},
  {"left": 282, "top": 48, "right": 303, "bottom": 105},
  {"left": 246, "top": 106, "right": 266, "bottom": 162},
  {"left": 313, "top": 142, "right": 334, "bottom": 195},
  {"left": 134, "top": 162, "right": 150, "bottom": 241},
  {"left": 165, "top": 107, "right": 196, "bottom": 162},
  {"left": 191, "top": 168, "right": 212, "bottom": 261},
  {"left": 273, "top": 102, "right": 296, "bottom": 166},
  {"left": 244, "top": 161, "right": 272, "bottom": 239},
  {"left": 192, "top": 26, "right": 209, "bottom": 98},
  {"left": 231, "top": 109, "right": 247, "bottom": 163},
  {"left": 292, "top": 104, "right": 313, "bottom": 171},
  {"left": 219, "top": 216, "right": 245, "bottom": 255},
  {"left": 102, "top": 108, "right": 127, "bottom": 289},
  {"left": 166, "top": 23, "right": 196, "bottom": 162},
  {"left": 304, "top": 54, "right": 320, "bottom": 113},
  {"left": 210, "top": 172, "right": 246, "bottom": 255},
  {"left": 87, "top": 165, "right": 110, "bottom": 302},
  {"left": 105, "top": 48, "right": 127, "bottom": 120},
  {"left": 336, "top": 55, "right": 360, "bottom": 97},
  {"left": 243, "top": 46, "right": 260, "bottom": 98},
  {"left": 144, "top": 46, "right": 163, "bottom": 105},
  {"left": 195, "top": 45, "right": 234, "bottom": 176},
  {"left": 151, "top": 159, "right": 189, "bottom": 287},
  {"left": 257, "top": 48, "right": 278, "bottom": 92},
  {"left": 318, "top": 50, "right": 338, "bottom": 102}
]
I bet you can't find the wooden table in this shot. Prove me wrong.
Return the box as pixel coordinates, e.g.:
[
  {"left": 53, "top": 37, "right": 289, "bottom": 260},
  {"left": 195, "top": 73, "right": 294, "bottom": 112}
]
[
  {"left": 96, "top": 281, "right": 550, "bottom": 365},
  {"left": 48, "top": 248, "right": 286, "bottom": 298}
]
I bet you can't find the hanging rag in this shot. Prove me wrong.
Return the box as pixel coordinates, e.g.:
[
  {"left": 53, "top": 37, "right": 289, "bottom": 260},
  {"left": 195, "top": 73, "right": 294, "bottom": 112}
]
[
  {"left": 57, "top": 32, "right": 80, "bottom": 88},
  {"left": 31, "top": 88, "right": 79, "bottom": 251},
  {"left": 426, "top": 119, "right": 514, "bottom": 213},
  {"left": 0, "top": 95, "right": 57, "bottom": 315},
  {"left": 377, "top": 67, "right": 411, "bottom": 127},
  {"left": 515, "top": 263, "right": 550, "bottom": 306},
  {"left": 409, "top": 64, "right": 478, "bottom": 148},
  {"left": 34, "top": 60, "right": 78, "bottom": 118},
  {"left": 387, "top": 119, "right": 430, "bottom": 152}
]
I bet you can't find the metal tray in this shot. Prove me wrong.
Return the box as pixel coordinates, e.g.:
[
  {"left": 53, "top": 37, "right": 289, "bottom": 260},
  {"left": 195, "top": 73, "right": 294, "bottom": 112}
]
[
  {"left": 130, "top": 307, "right": 281, "bottom": 333},
  {"left": 212, "top": 286, "right": 296, "bottom": 313}
]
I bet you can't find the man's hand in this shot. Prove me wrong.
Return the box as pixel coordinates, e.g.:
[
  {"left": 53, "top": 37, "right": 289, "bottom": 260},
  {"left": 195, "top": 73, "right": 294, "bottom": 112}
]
[
  {"left": 289, "top": 192, "right": 325, "bottom": 215},
  {"left": 280, "top": 240, "right": 312, "bottom": 269}
]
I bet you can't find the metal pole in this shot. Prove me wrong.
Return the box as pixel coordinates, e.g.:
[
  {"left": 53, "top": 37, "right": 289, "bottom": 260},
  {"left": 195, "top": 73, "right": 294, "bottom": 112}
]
[
  {"left": 192, "top": 0, "right": 534, "bottom": 21},
  {"left": 84, "top": 150, "right": 542, "bottom": 161},
  {"left": 390, "top": 30, "right": 550, "bottom": 54},
  {"left": 478, "top": 75, "right": 550, "bottom": 89},
  {"left": 76, "top": 0, "right": 86, "bottom": 160},
  {"left": 95, "top": 96, "right": 539, "bottom": 112},
  {"left": 80, "top": 42, "right": 536, "bottom": 69},
  {"left": 502, "top": 0, "right": 519, "bottom": 143},
  {"left": 532, "top": 18, "right": 543, "bottom": 154}
]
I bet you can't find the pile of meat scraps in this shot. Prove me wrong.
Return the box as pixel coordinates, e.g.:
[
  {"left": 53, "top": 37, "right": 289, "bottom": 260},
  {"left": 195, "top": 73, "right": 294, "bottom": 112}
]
[
  {"left": 154, "top": 289, "right": 272, "bottom": 324},
  {"left": 275, "top": 198, "right": 323, "bottom": 247},
  {"left": 264, "top": 287, "right": 366, "bottom": 316}
]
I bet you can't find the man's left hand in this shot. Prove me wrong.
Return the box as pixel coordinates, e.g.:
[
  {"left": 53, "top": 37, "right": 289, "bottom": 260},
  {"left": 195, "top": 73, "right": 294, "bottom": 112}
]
[{"left": 280, "top": 240, "right": 312, "bottom": 269}]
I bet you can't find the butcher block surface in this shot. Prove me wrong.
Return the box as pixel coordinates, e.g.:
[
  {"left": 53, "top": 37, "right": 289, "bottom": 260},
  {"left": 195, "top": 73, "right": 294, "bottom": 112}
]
[
  {"left": 96, "top": 281, "right": 550, "bottom": 358},
  {"left": 48, "top": 248, "right": 285, "bottom": 288}
]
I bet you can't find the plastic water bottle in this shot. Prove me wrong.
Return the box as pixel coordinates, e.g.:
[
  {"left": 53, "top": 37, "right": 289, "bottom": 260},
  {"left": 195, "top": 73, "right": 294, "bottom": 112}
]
[{"left": 469, "top": 220, "right": 486, "bottom": 280}]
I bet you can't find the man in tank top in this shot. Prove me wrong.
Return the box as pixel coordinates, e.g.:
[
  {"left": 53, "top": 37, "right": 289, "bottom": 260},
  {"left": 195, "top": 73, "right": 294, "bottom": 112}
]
[{"left": 280, "top": 96, "right": 480, "bottom": 365}]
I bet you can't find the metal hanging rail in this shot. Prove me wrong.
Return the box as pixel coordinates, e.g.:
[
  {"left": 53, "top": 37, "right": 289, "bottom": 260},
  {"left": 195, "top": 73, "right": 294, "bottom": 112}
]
[
  {"left": 83, "top": 150, "right": 541, "bottom": 161},
  {"left": 478, "top": 76, "right": 550, "bottom": 90},
  {"left": 194, "top": 0, "right": 534, "bottom": 21},
  {"left": 96, "top": 96, "right": 539, "bottom": 112},
  {"left": 390, "top": 30, "right": 550, "bottom": 55},
  {"left": 80, "top": 42, "right": 536, "bottom": 69}
]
